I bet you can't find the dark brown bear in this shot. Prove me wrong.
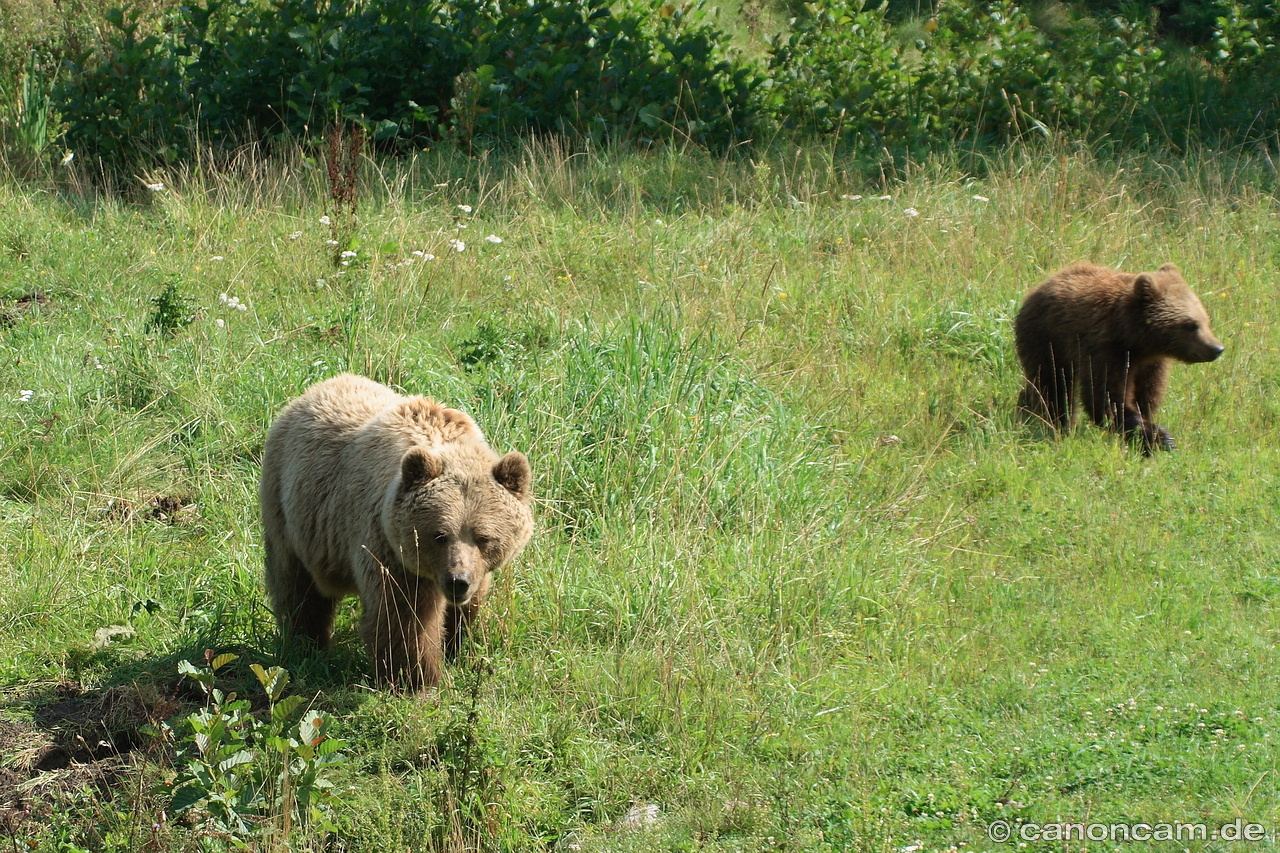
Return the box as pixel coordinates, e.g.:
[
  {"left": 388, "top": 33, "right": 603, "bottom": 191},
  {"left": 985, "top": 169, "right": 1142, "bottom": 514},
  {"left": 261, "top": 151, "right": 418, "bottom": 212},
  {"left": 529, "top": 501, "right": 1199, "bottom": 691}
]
[{"left": 1015, "top": 262, "right": 1223, "bottom": 452}]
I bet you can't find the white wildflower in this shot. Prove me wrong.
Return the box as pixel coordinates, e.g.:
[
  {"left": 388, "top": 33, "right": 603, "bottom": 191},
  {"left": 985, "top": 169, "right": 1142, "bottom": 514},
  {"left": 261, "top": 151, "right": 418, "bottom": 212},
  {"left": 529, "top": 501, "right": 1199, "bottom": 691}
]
[
  {"left": 319, "top": 215, "right": 332, "bottom": 226},
  {"left": 18, "top": 390, "right": 34, "bottom": 403},
  {"left": 219, "top": 293, "right": 248, "bottom": 311},
  {"left": 484, "top": 234, "right": 502, "bottom": 244},
  {"left": 288, "top": 231, "right": 303, "bottom": 240},
  {"left": 411, "top": 250, "right": 425, "bottom": 257},
  {"left": 448, "top": 238, "right": 466, "bottom": 252},
  {"left": 422, "top": 253, "right": 436, "bottom": 261},
  {"left": 875, "top": 194, "right": 892, "bottom": 201},
  {"left": 904, "top": 207, "right": 920, "bottom": 217},
  {"left": 456, "top": 204, "right": 473, "bottom": 214},
  {"left": 145, "top": 182, "right": 165, "bottom": 192},
  {"left": 316, "top": 279, "right": 327, "bottom": 288},
  {"left": 840, "top": 194, "right": 863, "bottom": 201},
  {"left": 215, "top": 318, "right": 225, "bottom": 328},
  {"left": 340, "top": 250, "right": 358, "bottom": 258},
  {"left": 326, "top": 239, "right": 339, "bottom": 247},
  {"left": 972, "top": 194, "right": 990, "bottom": 202}
]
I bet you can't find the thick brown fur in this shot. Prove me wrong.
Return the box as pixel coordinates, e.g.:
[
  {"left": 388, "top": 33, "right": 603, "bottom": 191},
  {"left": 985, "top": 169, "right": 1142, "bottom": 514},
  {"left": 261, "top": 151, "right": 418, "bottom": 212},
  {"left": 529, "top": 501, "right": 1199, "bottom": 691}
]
[
  {"left": 259, "top": 374, "right": 533, "bottom": 690},
  {"left": 1015, "top": 262, "right": 1223, "bottom": 453}
]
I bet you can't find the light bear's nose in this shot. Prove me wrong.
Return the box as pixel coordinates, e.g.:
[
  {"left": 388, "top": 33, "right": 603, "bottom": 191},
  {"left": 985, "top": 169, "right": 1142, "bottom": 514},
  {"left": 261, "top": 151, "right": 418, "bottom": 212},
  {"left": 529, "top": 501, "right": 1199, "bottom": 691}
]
[{"left": 445, "top": 574, "right": 471, "bottom": 600}]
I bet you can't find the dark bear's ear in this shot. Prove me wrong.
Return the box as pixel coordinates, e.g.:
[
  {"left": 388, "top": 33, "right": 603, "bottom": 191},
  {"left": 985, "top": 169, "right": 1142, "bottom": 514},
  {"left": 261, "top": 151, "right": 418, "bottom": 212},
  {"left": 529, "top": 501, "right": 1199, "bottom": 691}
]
[
  {"left": 401, "top": 448, "right": 443, "bottom": 490},
  {"left": 1134, "top": 273, "right": 1160, "bottom": 301},
  {"left": 493, "top": 451, "right": 531, "bottom": 501}
]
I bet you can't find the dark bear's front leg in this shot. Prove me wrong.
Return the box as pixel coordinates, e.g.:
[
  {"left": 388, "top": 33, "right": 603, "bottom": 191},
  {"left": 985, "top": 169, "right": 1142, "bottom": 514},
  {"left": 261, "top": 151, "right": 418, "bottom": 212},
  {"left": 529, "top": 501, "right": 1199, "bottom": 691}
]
[
  {"left": 1084, "top": 363, "right": 1171, "bottom": 453},
  {"left": 360, "top": 569, "right": 445, "bottom": 690},
  {"left": 1130, "top": 360, "right": 1174, "bottom": 453}
]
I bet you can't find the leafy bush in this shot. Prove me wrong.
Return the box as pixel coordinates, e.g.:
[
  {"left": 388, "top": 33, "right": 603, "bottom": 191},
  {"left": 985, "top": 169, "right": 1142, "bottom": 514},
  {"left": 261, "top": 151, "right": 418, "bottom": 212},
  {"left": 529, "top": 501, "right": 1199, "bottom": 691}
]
[
  {"left": 43, "top": 0, "right": 1280, "bottom": 162},
  {"left": 463, "top": 0, "right": 760, "bottom": 147},
  {"left": 765, "top": 0, "right": 1163, "bottom": 147},
  {"left": 55, "top": 0, "right": 759, "bottom": 161},
  {"left": 149, "top": 653, "right": 348, "bottom": 844},
  {"left": 57, "top": 6, "right": 189, "bottom": 161},
  {"left": 1208, "top": 0, "right": 1280, "bottom": 132},
  {"left": 145, "top": 280, "right": 195, "bottom": 338}
]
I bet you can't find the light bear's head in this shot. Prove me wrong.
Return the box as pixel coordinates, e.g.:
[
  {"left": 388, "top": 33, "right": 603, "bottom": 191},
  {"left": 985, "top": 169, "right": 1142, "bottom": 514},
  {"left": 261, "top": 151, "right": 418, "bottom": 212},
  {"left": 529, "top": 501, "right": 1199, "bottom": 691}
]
[
  {"left": 384, "top": 446, "right": 533, "bottom": 605},
  {"left": 1135, "top": 263, "right": 1225, "bottom": 364}
]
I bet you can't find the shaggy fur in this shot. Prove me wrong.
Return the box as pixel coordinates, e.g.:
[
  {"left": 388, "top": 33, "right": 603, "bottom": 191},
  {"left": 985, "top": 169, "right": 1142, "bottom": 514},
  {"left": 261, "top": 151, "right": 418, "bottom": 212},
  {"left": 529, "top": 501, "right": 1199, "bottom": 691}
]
[
  {"left": 1015, "top": 262, "right": 1224, "bottom": 452},
  {"left": 259, "top": 374, "right": 533, "bottom": 689}
]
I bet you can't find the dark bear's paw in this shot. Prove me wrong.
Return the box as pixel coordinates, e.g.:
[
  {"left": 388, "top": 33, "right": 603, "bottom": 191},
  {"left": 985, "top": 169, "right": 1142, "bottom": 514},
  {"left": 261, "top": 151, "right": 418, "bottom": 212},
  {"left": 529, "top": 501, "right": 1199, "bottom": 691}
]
[{"left": 1138, "top": 425, "right": 1176, "bottom": 455}]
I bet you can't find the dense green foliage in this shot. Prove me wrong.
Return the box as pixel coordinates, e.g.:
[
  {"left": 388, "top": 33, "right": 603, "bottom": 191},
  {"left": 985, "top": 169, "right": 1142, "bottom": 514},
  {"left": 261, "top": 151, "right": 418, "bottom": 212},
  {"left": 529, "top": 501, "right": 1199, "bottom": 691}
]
[
  {"left": 54, "top": 0, "right": 760, "bottom": 158},
  {"left": 766, "top": 0, "right": 1161, "bottom": 146},
  {"left": 4, "top": 0, "right": 1276, "bottom": 164}
]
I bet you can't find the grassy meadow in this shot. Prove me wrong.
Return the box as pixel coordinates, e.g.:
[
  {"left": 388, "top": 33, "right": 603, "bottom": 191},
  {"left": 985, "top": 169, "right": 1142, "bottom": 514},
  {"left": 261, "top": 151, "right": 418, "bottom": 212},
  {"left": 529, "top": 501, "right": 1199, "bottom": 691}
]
[{"left": 1, "top": 141, "right": 1279, "bottom": 851}]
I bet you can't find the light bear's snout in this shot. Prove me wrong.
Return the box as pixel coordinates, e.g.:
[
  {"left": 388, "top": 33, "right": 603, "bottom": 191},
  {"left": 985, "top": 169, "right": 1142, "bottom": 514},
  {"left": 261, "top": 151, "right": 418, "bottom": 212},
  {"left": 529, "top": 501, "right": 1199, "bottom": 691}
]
[
  {"left": 440, "top": 541, "right": 484, "bottom": 603},
  {"left": 444, "top": 572, "right": 472, "bottom": 603}
]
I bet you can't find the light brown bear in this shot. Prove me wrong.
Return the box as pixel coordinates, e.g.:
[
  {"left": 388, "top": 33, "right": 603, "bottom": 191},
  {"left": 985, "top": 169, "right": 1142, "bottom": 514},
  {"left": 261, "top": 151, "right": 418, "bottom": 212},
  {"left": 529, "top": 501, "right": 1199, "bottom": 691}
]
[
  {"left": 1015, "top": 262, "right": 1223, "bottom": 453},
  {"left": 259, "top": 374, "right": 532, "bottom": 689}
]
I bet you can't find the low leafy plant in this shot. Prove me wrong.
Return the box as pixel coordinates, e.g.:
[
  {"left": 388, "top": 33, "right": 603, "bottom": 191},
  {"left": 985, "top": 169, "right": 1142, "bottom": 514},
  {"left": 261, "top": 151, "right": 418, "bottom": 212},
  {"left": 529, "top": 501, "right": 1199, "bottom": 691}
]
[
  {"left": 145, "top": 280, "right": 195, "bottom": 339},
  {"left": 150, "top": 652, "right": 347, "bottom": 845}
]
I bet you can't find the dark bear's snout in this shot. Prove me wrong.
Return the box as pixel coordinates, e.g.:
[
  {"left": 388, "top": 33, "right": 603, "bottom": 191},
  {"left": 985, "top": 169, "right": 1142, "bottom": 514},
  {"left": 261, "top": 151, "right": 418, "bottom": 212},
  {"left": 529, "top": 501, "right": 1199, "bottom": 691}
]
[{"left": 1187, "top": 332, "right": 1224, "bottom": 363}]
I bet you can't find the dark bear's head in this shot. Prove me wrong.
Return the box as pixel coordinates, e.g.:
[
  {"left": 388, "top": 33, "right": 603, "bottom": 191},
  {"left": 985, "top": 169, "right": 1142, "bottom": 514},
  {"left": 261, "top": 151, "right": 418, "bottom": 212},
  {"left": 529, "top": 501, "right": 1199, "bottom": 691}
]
[
  {"left": 385, "top": 447, "right": 533, "bottom": 605},
  {"left": 1135, "top": 263, "right": 1225, "bottom": 363}
]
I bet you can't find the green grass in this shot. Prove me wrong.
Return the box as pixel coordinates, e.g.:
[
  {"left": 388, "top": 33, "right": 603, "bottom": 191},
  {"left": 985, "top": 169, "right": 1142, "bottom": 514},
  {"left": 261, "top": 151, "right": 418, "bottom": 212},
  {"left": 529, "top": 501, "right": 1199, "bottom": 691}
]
[{"left": 1, "top": 140, "right": 1279, "bottom": 852}]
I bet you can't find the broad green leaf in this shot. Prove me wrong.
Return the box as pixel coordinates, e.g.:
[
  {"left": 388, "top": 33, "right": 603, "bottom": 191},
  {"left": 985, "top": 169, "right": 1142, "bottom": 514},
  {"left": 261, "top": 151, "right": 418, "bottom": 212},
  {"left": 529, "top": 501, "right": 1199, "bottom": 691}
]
[
  {"left": 272, "top": 694, "right": 305, "bottom": 722},
  {"left": 169, "top": 784, "right": 205, "bottom": 814}
]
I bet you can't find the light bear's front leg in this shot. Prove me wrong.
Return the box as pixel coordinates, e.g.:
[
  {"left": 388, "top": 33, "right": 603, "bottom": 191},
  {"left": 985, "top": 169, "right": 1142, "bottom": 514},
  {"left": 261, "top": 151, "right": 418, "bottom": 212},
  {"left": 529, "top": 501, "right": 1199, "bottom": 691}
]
[{"left": 359, "top": 567, "right": 445, "bottom": 690}]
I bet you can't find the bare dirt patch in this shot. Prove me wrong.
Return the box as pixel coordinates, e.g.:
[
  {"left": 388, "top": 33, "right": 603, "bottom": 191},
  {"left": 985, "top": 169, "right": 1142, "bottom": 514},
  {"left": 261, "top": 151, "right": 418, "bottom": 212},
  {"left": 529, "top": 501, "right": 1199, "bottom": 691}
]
[{"left": 0, "top": 682, "right": 178, "bottom": 830}]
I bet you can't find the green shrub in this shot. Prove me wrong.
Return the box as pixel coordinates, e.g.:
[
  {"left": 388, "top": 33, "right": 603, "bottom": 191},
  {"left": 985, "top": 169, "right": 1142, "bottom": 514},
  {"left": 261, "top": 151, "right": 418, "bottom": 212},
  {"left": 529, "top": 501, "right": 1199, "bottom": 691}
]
[
  {"left": 766, "top": 0, "right": 1162, "bottom": 148},
  {"left": 153, "top": 653, "right": 348, "bottom": 844},
  {"left": 57, "top": 6, "right": 189, "bottom": 161},
  {"left": 55, "top": 0, "right": 760, "bottom": 162},
  {"left": 463, "top": 0, "right": 761, "bottom": 148}
]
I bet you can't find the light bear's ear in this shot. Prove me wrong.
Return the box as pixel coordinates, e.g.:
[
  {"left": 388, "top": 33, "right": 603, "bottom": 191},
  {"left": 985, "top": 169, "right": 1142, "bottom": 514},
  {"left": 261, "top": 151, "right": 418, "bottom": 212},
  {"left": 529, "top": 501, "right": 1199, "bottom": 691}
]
[
  {"left": 400, "top": 448, "right": 443, "bottom": 490},
  {"left": 1158, "top": 262, "right": 1180, "bottom": 274},
  {"left": 492, "top": 451, "right": 531, "bottom": 501}
]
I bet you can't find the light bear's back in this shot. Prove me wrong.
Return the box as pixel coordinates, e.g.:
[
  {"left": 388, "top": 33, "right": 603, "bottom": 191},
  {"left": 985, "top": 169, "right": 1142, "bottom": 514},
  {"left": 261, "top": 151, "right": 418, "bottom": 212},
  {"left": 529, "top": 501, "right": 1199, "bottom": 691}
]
[{"left": 260, "top": 374, "right": 490, "bottom": 596}]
